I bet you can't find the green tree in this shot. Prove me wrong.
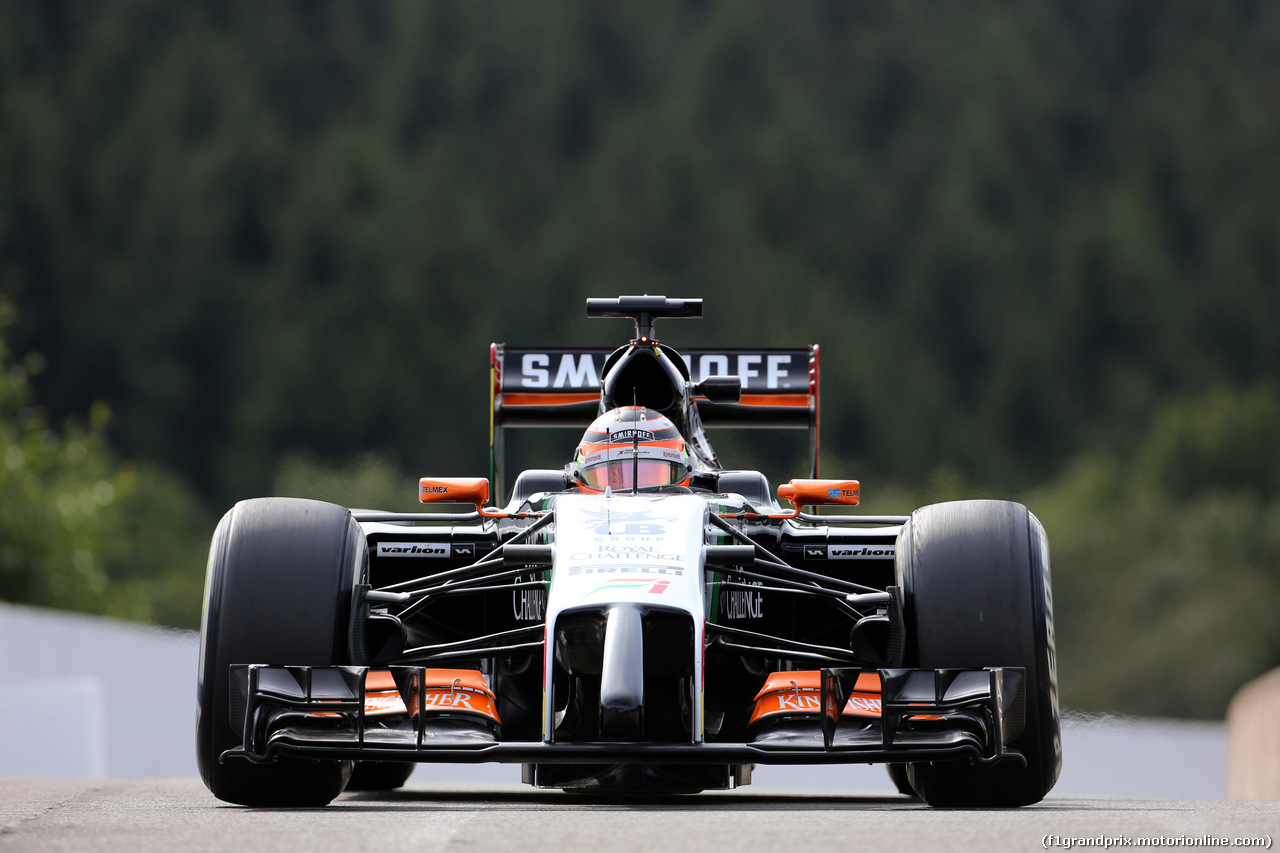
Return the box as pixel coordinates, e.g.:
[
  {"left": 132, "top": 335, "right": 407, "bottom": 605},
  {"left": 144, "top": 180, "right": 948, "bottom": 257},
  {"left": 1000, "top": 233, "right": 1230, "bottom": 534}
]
[
  {"left": 0, "top": 313, "right": 127, "bottom": 612},
  {"left": 1031, "top": 385, "right": 1280, "bottom": 718},
  {"left": 0, "top": 304, "right": 210, "bottom": 627}
]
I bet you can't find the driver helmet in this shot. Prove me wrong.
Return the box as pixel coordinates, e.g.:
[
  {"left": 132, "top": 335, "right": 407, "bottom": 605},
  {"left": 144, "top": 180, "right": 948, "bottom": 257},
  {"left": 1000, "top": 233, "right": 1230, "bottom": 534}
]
[{"left": 572, "top": 406, "right": 691, "bottom": 491}]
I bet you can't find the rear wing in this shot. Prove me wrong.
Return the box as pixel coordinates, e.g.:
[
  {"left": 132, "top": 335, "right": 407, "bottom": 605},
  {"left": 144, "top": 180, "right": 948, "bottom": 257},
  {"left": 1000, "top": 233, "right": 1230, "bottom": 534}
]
[{"left": 489, "top": 344, "right": 820, "bottom": 496}]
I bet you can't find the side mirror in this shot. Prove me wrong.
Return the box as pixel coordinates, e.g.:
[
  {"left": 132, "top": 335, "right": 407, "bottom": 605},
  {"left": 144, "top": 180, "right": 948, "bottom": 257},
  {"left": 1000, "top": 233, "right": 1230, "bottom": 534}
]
[
  {"left": 419, "top": 477, "right": 490, "bottom": 511},
  {"left": 693, "top": 375, "right": 742, "bottom": 403},
  {"left": 777, "top": 479, "right": 861, "bottom": 511}
]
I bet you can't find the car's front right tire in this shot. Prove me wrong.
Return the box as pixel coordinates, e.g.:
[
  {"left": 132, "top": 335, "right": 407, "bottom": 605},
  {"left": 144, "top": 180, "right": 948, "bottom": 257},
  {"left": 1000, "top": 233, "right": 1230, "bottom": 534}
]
[{"left": 196, "top": 497, "right": 366, "bottom": 807}]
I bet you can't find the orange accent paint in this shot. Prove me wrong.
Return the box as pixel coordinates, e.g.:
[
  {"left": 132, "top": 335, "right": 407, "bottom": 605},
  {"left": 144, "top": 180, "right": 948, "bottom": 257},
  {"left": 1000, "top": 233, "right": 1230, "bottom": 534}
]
[
  {"left": 419, "top": 477, "right": 490, "bottom": 508},
  {"left": 854, "top": 671, "right": 881, "bottom": 693},
  {"left": 776, "top": 479, "right": 861, "bottom": 509},
  {"left": 501, "top": 392, "right": 598, "bottom": 406},
  {"left": 752, "top": 670, "right": 821, "bottom": 701},
  {"left": 366, "top": 669, "right": 397, "bottom": 691},
  {"left": 735, "top": 394, "right": 811, "bottom": 407},
  {"left": 747, "top": 687, "right": 823, "bottom": 725},
  {"left": 748, "top": 671, "right": 823, "bottom": 725},
  {"left": 419, "top": 688, "right": 500, "bottom": 720},
  {"left": 414, "top": 669, "right": 500, "bottom": 722},
  {"left": 419, "top": 669, "right": 496, "bottom": 699}
]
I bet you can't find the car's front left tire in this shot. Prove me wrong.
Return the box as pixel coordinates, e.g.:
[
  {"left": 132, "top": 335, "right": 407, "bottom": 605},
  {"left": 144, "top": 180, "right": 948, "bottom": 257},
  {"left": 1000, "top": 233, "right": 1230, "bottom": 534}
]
[{"left": 896, "top": 500, "right": 1061, "bottom": 807}]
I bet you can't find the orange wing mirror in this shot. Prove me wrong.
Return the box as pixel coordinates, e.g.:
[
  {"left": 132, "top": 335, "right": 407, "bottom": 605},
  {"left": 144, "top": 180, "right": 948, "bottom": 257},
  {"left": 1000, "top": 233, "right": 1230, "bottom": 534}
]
[
  {"left": 419, "top": 477, "right": 490, "bottom": 511},
  {"left": 776, "top": 479, "right": 861, "bottom": 512}
]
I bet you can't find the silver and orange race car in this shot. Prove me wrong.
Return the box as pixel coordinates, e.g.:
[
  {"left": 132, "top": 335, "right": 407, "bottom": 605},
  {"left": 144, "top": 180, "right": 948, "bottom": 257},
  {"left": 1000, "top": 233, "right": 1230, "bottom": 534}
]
[{"left": 196, "top": 295, "right": 1060, "bottom": 808}]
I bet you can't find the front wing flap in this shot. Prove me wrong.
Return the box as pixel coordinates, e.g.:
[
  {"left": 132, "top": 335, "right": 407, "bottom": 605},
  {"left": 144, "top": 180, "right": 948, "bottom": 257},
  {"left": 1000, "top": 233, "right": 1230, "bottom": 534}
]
[{"left": 221, "top": 664, "right": 1026, "bottom": 769}]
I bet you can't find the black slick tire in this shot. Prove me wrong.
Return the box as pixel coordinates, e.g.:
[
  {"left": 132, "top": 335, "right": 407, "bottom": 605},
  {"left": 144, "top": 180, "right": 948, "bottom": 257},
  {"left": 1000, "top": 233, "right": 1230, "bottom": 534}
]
[
  {"left": 345, "top": 761, "right": 417, "bottom": 791},
  {"left": 196, "top": 497, "right": 367, "bottom": 807},
  {"left": 896, "top": 500, "right": 1061, "bottom": 807},
  {"left": 886, "top": 763, "right": 916, "bottom": 798}
]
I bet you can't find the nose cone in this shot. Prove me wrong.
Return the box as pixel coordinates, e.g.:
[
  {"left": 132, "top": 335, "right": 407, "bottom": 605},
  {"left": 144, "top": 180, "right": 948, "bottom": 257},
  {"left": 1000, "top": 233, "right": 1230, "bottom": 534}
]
[{"left": 599, "top": 604, "right": 645, "bottom": 739}]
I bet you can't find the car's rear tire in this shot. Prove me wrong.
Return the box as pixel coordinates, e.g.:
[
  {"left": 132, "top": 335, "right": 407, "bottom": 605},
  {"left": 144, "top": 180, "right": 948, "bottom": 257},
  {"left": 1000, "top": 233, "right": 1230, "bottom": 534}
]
[
  {"left": 896, "top": 500, "right": 1061, "bottom": 807},
  {"left": 196, "top": 498, "right": 367, "bottom": 807},
  {"left": 345, "top": 761, "right": 416, "bottom": 791},
  {"left": 886, "top": 763, "right": 916, "bottom": 798}
]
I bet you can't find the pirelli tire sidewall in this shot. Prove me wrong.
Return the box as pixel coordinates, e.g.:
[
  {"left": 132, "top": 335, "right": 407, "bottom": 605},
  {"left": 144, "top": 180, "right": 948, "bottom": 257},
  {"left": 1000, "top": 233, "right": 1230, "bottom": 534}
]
[
  {"left": 196, "top": 497, "right": 368, "bottom": 807},
  {"left": 896, "top": 499, "right": 1061, "bottom": 807}
]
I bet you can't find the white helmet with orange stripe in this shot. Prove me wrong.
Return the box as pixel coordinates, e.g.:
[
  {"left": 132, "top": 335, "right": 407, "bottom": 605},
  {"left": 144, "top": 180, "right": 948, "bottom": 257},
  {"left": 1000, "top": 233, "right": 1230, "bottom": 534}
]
[{"left": 571, "top": 406, "right": 691, "bottom": 491}]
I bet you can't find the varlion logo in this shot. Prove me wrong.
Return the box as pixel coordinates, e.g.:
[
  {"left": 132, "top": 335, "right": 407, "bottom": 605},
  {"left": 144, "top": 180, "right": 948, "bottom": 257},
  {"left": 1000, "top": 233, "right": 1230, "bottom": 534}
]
[
  {"left": 828, "top": 545, "right": 895, "bottom": 559},
  {"left": 378, "top": 542, "right": 451, "bottom": 558}
]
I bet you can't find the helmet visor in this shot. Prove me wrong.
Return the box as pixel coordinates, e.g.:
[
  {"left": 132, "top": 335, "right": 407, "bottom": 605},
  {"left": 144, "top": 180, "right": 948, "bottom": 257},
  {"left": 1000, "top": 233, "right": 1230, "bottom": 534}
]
[{"left": 579, "top": 459, "right": 685, "bottom": 490}]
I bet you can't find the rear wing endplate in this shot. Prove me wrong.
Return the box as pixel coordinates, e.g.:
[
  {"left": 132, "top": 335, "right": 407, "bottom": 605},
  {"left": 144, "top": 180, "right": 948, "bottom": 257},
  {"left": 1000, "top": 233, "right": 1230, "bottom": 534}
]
[{"left": 489, "top": 344, "right": 820, "bottom": 497}]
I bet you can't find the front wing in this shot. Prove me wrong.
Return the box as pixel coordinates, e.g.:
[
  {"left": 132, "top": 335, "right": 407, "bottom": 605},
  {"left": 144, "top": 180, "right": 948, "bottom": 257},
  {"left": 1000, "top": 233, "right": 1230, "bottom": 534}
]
[{"left": 222, "top": 664, "right": 1027, "bottom": 769}]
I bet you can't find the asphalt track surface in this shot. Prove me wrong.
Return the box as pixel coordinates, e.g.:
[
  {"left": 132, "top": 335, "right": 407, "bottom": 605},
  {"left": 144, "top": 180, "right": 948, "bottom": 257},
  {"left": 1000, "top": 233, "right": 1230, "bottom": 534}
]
[{"left": 2, "top": 779, "right": 1276, "bottom": 853}]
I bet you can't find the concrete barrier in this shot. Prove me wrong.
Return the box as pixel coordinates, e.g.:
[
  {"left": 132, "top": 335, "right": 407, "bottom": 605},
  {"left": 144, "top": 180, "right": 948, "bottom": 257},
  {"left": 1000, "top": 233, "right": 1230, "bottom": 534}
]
[
  {"left": 1227, "top": 667, "right": 1280, "bottom": 800},
  {"left": 0, "top": 602, "right": 198, "bottom": 777}
]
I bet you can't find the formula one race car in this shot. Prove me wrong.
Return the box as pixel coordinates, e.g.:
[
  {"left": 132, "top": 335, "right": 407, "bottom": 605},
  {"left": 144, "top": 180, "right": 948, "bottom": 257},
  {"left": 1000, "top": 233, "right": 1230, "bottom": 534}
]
[{"left": 196, "top": 295, "right": 1060, "bottom": 808}]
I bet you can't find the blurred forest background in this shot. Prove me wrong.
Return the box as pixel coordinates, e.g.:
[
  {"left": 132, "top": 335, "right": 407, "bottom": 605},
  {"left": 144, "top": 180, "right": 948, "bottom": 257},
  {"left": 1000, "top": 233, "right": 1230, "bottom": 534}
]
[{"left": 2, "top": 0, "right": 1279, "bottom": 720}]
